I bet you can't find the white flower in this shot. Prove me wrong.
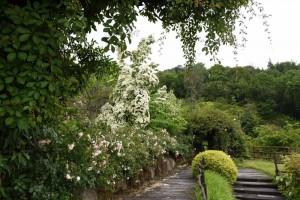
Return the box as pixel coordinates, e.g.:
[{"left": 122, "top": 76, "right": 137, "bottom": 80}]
[
  {"left": 38, "top": 140, "right": 50, "bottom": 146},
  {"left": 68, "top": 143, "right": 75, "bottom": 151},
  {"left": 86, "top": 134, "right": 91, "bottom": 141},
  {"left": 66, "top": 174, "right": 72, "bottom": 180},
  {"left": 76, "top": 176, "right": 80, "bottom": 181},
  {"left": 78, "top": 132, "right": 83, "bottom": 138},
  {"left": 92, "top": 150, "right": 102, "bottom": 158},
  {"left": 95, "top": 36, "right": 158, "bottom": 131}
]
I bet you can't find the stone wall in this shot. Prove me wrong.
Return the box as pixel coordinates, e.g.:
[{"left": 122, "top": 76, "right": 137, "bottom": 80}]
[{"left": 75, "top": 156, "right": 178, "bottom": 200}]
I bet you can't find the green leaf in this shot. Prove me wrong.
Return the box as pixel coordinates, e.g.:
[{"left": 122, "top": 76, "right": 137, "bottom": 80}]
[
  {"left": 5, "top": 117, "right": 14, "bottom": 126},
  {"left": 34, "top": 92, "right": 40, "bottom": 100},
  {"left": 48, "top": 83, "right": 55, "bottom": 92},
  {"left": 32, "top": 35, "right": 40, "bottom": 45},
  {"left": 40, "top": 82, "right": 48, "bottom": 88},
  {"left": 19, "top": 34, "right": 30, "bottom": 42},
  {"left": 51, "top": 65, "right": 62, "bottom": 74},
  {"left": 18, "top": 118, "right": 29, "bottom": 130},
  {"left": 110, "top": 35, "right": 118, "bottom": 44},
  {"left": 58, "top": 18, "right": 66, "bottom": 24},
  {"left": 104, "top": 45, "right": 109, "bottom": 52},
  {"left": 17, "top": 77, "right": 25, "bottom": 84},
  {"left": 27, "top": 55, "right": 37, "bottom": 62},
  {"left": 0, "top": 107, "right": 5, "bottom": 116},
  {"left": 18, "top": 52, "right": 27, "bottom": 60},
  {"left": 26, "top": 82, "right": 35, "bottom": 87},
  {"left": 12, "top": 42, "right": 20, "bottom": 49},
  {"left": 7, "top": 53, "right": 16, "bottom": 62},
  {"left": 15, "top": 111, "right": 22, "bottom": 117},
  {"left": 103, "top": 28, "right": 110, "bottom": 33},
  {"left": 13, "top": 67, "right": 19, "bottom": 74},
  {"left": 22, "top": 97, "right": 32, "bottom": 103},
  {"left": 4, "top": 48, "right": 14, "bottom": 53},
  {"left": 101, "top": 37, "right": 109, "bottom": 42},
  {"left": 47, "top": 47, "right": 56, "bottom": 56},
  {"left": 31, "top": 72, "right": 37, "bottom": 80},
  {"left": 17, "top": 27, "right": 30, "bottom": 34},
  {"left": 111, "top": 45, "right": 115, "bottom": 53},
  {"left": 7, "top": 85, "right": 15, "bottom": 94},
  {"left": 0, "top": 84, "right": 4, "bottom": 91},
  {"left": 5, "top": 76, "right": 14, "bottom": 84},
  {"left": 74, "top": 21, "right": 83, "bottom": 28},
  {"left": 20, "top": 44, "right": 32, "bottom": 51},
  {"left": 29, "top": 100, "right": 36, "bottom": 106}
]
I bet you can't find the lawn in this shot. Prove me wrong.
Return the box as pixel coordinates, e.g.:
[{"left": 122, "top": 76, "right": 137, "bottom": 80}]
[{"left": 234, "top": 159, "right": 284, "bottom": 177}]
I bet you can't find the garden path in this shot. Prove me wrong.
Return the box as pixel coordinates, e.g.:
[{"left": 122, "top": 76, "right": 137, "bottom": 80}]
[{"left": 124, "top": 165, "right": 196, "bottom": 200}]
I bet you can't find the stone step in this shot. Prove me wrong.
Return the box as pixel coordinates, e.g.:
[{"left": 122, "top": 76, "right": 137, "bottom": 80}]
[
  {"left": 235, "top": 193, "right": 285, "bottom": 200},
  {"left": 237, "top": 176, "right": 273, "bottom": 182},
  {"left": 234, "top": 186, "right": 281, "bottom": 195},
  {"left": 234, "top": 181, "right": 277, "bottom": 188}
]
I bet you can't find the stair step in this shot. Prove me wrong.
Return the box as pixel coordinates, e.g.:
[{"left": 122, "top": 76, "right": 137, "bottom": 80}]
[
  {"left": 235, "top": 193, "right": 285, "bottom": 200},
  {"left": 234, "top": 181, "right": 277, "bottom": 188},
  {"left": 234, "top": 186, "right": 281, "bottom": 195},
  {"left": 237, "top": 177, "right": 273, "bottom": 182}
]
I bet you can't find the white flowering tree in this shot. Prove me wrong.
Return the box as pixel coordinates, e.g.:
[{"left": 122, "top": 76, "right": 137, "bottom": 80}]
[{"left": 96, "top": 36, "right": 159, "bottom": 131}]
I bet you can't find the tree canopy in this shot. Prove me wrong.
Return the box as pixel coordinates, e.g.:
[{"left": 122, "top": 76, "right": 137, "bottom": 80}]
[{"left": 6, "top": 0, "right": 262, "bottom": 65}]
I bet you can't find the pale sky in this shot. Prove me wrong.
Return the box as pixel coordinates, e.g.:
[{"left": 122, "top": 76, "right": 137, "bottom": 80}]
[{"left": 88, "top": 0, "right": 300, "bottom": 71}]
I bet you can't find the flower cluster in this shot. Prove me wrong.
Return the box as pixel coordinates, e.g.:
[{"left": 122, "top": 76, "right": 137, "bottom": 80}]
[{"left": 96, "top": 36, "right": 159, "bottom": 131}]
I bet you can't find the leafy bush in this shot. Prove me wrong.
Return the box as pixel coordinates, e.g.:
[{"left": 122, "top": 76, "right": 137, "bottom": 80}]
[
  {"left": 276, "top": 153, "right": 300, "bottom": 200},
  {"left": 253, "top": 125, "right": 300, "bottom": 147},
  {"left": 149, "top": 86, "right": 187, "bottom": 136},
  {"left": 195, "top": 170, "right": 236, "bottom": 200},
  {"left": 148, "top": 87, "right": 193, "bottom": 157},
  {"left": 191, "top": 150, "right": 238, "bottom": 184},
  {"left": 185, "top": 103, "right": 246, "bottom": 154},
  {"left": 239, "top": 110, "right": 260, "bottom": 137}
]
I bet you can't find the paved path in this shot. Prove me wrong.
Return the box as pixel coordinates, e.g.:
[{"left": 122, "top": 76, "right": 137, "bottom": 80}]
[
  {"left": 125, "top": 166, "right": 196, "bottom": 200},
  {"left": 234, "top": 168, "right": 284, "bottom": 200}
]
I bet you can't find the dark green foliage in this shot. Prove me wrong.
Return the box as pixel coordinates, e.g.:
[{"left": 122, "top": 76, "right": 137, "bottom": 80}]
[
  {"left": 239, "top": 110, "right": 259, "bottom": 137},
  {"left": 157, "top": 66, "right": 187, "bottom": 98},
  {"left": 0, "top": 1, "right": 116, "bottom": 130},
  {"left": 185, "top": 103, "right": 246, "bottom": 153},
  {"left": 157, "top": 61, "right": 300, "bottom": 119},
  {"left": 253, "top": 124, "right": 300, "bottom": 147},
  {"left": 0, "top": 1, "right": 117, "bottom": 198}
]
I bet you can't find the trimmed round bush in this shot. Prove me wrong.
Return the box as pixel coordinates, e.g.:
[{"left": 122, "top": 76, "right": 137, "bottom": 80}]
[{"left": 191, "top": 150, "right": 238, "bottom": 184}]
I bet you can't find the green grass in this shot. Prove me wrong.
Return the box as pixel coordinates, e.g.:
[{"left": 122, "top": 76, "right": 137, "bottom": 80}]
[
  {"left": 195, "top": 170, "right": 236, "bottom": 200},
  {"left": 234, "top": 159, "right": 284, "bottom": 177}
]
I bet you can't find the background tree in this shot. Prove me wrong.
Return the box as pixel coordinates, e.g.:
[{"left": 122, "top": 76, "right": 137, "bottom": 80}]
[{"left": 185, "top": 103, "right": 245, "bottom": 154}]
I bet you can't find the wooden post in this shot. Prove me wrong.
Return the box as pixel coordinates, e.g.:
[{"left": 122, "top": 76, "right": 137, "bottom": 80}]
[
  {"left": 274, "top": 153, "right": 280, "bottom": 176},
  {"left": 198, "top": 158, "right": 207, "bottom": 200}
]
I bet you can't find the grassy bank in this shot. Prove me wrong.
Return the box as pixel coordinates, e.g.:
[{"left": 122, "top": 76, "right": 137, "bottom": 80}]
[{"left": 195, "top": 170, "right": 236, "bottom": 200}]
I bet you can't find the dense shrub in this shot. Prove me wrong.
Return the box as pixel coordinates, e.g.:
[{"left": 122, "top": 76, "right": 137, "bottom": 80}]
[
  {"left": 185, "top": 103, "right": 246, "bottom": 154},
  {"left": 253, "top": 125, "right": 300, "bottom": 147},
  {"left": 148, "top": 87, "right": 193, "bottom": 157},
  {"left": 276, "top": 153, "right": 300, "bottom": 200},
  {"left": 191, "top": 150, "right": 238, "bottom": 184}
]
